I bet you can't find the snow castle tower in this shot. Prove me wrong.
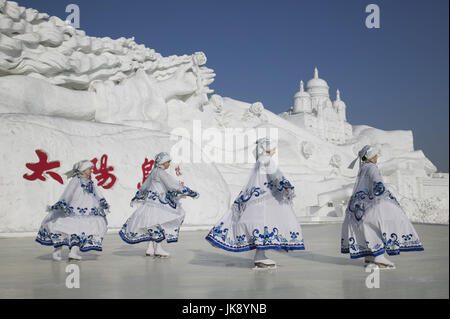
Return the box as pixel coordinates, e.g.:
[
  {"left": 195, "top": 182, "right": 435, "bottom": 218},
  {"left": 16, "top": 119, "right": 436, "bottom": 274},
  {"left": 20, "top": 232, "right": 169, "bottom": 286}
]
[{"left": 280, "top": 67, "right": 352, "bottom": 144}]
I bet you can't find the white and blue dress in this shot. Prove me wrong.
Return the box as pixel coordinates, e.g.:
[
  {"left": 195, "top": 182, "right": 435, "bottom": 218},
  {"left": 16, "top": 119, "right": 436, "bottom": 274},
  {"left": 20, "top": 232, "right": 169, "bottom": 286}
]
[
  {"left": 119, "top": 167, "right": 198, "bottom": 244},
  {"left": 341, "top": 162, "right": 424, "bottom": 259},
  {"left": 205, "top": 155, "right": 305, "bottom": 252},
  {"left": 36, "top": 175, "right": 110, "bottom": 252}
]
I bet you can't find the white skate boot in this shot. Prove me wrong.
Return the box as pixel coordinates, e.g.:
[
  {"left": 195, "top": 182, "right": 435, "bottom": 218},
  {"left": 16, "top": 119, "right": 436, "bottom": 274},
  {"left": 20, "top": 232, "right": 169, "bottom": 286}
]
[
  {"left": 253, "top": 249, "right": 276, "bottom": 270},
  {"left": 52, "top": 247, "right": 62, "bottom": 261},
  {"left": 146, "top": 241, "right": 155, "bottom": 257},
  {"left": 68, "top": 246, "right": 82, "bottom": 261},
  {"left": 154, "top": 242, "right": 170, "bottom": 258},
  {"left": 373, "top": 254, "right": 395, "bottom": 270}
]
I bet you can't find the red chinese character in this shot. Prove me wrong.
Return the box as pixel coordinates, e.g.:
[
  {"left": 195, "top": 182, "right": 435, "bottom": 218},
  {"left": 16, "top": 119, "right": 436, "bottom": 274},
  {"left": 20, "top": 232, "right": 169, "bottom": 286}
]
[
  {"left": 23, "top": 150, "right": 63, "bottom": 184},
  {"left": 175, "top": 165, "right": 182, "bottom": 176},
  {"left": 91, "top": 154, "right": 116, "bottom": 189},
  {"left": 137, "top": 158, "right": 155, "bottom": 189}
]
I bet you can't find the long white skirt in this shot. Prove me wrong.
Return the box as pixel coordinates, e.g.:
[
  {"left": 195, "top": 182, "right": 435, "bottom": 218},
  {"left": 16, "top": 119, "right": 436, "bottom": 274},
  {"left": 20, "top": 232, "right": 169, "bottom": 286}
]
[
  {"left": 119, "top": 201, "right": 185, "bottom": 244},
  {"left": 36, "top": 210, "right": 108, "bottom": 252},
  {"left": 206, "top": 197, "right": 305, "bottom": 252},
  {"left": 341, "top": 198, "right": 424, "bottom": 259}
]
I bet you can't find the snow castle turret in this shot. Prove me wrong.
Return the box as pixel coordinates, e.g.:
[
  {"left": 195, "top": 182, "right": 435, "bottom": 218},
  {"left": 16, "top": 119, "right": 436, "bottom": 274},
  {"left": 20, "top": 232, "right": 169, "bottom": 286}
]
[
  {"left": 333, "top": 89, "right": 346, "bottom": 122},
  {"left": 280, "top": 67, "right": 352, "bottom": 144},
  {"left": 292, "top": 80, "right": 312, "bottom": 113}
]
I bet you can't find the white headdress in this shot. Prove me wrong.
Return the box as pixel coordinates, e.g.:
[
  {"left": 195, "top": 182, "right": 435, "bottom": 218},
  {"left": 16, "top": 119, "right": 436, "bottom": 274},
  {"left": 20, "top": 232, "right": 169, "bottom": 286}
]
[
  {"left": 155, "top": 152, "right": 171, "bottom": 168},
  {"left": 64, "top": 160, "right": 93, "bottom": 178},
  {"left": 348, "top": 145, "right": 379, "bottom": 169},
  {"left": 255, "top": 137, "right": 276, "bottom": 159}
]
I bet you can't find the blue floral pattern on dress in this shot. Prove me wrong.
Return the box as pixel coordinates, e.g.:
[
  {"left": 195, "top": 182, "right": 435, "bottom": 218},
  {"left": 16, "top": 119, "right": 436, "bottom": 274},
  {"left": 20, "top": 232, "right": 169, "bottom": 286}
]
[
  {"left": 341, "top": 232, "right": 424, "bottom": 259},
  {"left": 264, "top": 177, "right": 295, "bottom": 202},
  {"left": 48, "top": 199, "right": 108, "bottom": 217},
  {"left": 80, "top": 179, "right": 94, "bottom": 194},
  {"left": 47, "top": 178, "right": 110, "bottom": 217},
  {"left": 265, "top": 177, "right": 294, "bottom": 192},
  {"left": 119, "top": 223, "right": 180, "bottom": 244},
  {"left": 131, "top": 187, "right": 197, "bottom": 209},
  {"left": 348, "top": 182, "right": 400, "bottom": 221},
  {"left": 205, "top": 222, "right": 304, "bottom": 252},
  {"left": 233, "top": 187, "right": 265, "bottom": 213},
  {"left": 99, "top": 198, "right": 109, "bottom": 210},
  {"left": 373, "top": 182, "right": 385, "bottom": 196},
  {"left": 35, "top": 228, "right": 104, "bottom": 252},
  {"left": 181, "top": 186, "right": 199, "bottom": 198}
]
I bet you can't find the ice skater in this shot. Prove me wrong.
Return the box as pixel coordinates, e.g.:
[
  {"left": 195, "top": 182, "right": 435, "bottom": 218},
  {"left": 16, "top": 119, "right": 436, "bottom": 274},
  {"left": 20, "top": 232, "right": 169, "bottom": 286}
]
[
  {"left": 119, "top": 152, "right": 199, "bottom": 257},
  {"left": 205, "top": 137, "right": 305, "bottom": 269},
  {"left": 36, "top": 160, "right": 110, "bottom": 261},
  {"left": 341, "top": 145, "right": 424, "bottom": 269}
]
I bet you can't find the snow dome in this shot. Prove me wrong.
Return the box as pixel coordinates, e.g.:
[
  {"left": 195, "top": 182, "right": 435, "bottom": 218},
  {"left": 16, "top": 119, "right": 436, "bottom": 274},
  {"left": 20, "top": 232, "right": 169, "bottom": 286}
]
[{"left": 306, "top": 67, "right": 330, "bottom": 97}]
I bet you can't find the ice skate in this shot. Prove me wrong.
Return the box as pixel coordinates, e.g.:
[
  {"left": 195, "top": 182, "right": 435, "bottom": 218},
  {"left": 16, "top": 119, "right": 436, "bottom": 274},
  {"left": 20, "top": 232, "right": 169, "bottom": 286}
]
[
  {"left": 373, "top": 254, "right": 395, "bottom": 270},
  {"left": 154, "top": 242, "right": 170, "bottom": 258},
  {"left": 68, "top": 246, "right": 82, "bottom": 261},
  {"left": 253, "top": 249, "right": 277, "bottom": 270},
  {"left": 52, "top": 247, "right": 62, "bottom": 261},
  {"left": 253, "top": 259, "right": 277, "bottom": 270},
  {"left": 145, "top": 241, "right": 155, "bottom": 257}
]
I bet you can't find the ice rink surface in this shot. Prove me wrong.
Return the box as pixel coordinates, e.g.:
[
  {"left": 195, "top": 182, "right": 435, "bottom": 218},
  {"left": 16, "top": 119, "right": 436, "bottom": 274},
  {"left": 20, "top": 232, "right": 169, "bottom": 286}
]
[{"left": 0, "top": 223, "right": 448, "bottom": 299}]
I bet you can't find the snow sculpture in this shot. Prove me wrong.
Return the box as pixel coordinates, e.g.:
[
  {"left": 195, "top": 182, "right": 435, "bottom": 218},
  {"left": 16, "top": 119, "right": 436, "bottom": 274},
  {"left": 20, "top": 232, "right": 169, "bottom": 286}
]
[
  {"left": 0, "top": 0, "right": 215, "bottom": 125},
  {"left": 329, "top": 154, "right": 341, "bottom": 168},
  {"left": 249, "top": 101, "right": 264, "bottom": 116},
  {"left": 242, "top": 101, "right": 268, "bottom": 123},
  {"left": 0, "top": 1, "right": 447, "bottom": 234},
  {"left": 300, "top": 141, "right": 315, "bottom": 159},
  {"left": 209, "top": 94, "right": 234, "bottom": 127},
  {"left": 328, "top": 154, "right": 342, "bottom": 177},
  {"left": 209, "top": 94, "right": 224, "bottom": 113},
  {"left": 280, "top": 68, "right": 352, "bottom": 144}
]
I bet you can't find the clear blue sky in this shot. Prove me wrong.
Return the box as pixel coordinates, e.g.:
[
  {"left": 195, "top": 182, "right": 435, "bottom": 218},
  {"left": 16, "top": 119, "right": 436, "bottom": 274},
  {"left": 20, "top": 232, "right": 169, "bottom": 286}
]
[{"left": 19, "top": 0, "right": 449, "bottom": 172}]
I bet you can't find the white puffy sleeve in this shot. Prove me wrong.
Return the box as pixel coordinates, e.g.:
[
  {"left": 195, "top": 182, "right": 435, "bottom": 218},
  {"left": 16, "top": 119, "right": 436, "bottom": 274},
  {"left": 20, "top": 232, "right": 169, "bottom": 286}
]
[
  {"left": 262, "top": 157, "right": 295, "bottom": 201},
  {"left": 93, "top": 184, "right": 110, "bottom": 216},
  {"left": 47, "top": 177, "right": 80, "bottom": 214},
  {"left": 130, "top": 170, "right": 155, "bottom": 206},
  {"left": 159, "top": 169, "right": 184, "bottom": 192},
  {"left": 160, "top": 169, "right": 200, "bottom": 199}
]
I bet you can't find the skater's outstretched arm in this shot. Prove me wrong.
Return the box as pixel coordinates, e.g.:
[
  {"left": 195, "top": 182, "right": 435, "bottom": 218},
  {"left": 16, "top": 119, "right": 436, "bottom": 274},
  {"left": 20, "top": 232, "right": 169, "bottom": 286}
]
[
  {"left": 260, "top": 156, "right": 295, "bottom": 200},
  {"left": 159, "top": 169, "right": 200, "bottom": 199},
  {"left": 159, "top": 169, "right": 184, "bottom": 192}
]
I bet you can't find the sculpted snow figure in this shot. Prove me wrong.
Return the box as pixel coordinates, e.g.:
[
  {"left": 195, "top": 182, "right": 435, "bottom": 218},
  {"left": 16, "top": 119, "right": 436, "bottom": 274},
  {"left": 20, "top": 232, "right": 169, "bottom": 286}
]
[
  {"left": 0, "top": 0, "right": 215, "bottom": 125},
  {"left": 119, "top": 152, "right": 199, "bottom": 258},
  {"left": 206, "top": 138, "right": 305, "bottom": 269},
  {"left": 35, "top": 160, "right": 110, "bottom": 261},
  {"left": 341, "top": 145, "right": 424, "bottom": 269}
]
